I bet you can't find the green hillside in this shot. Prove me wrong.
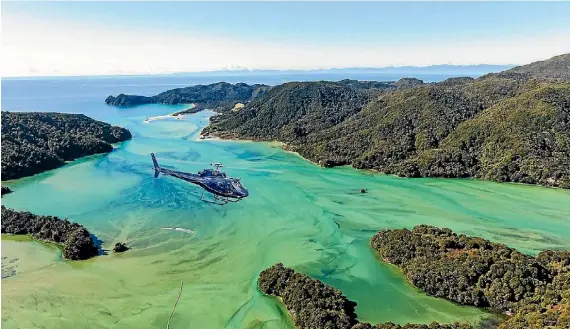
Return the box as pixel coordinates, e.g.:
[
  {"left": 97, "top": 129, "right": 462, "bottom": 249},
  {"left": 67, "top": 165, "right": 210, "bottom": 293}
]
[
  {"left": 205, "top": 81, "right": 372, "bottom": 144},
  {"left": 205, "top": 54, "right": 570, "bottom": 188},
  {"left": 507, "top": 53, "right": 570, "bottom": 80},
  {"left": 404, "top": 84, "right": 570, "bottom": 187}
]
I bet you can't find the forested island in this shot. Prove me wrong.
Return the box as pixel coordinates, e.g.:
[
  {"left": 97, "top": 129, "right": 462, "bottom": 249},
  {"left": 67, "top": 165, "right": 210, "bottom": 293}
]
[
  {"left": 104, "top": 82, "right": 271, "bottom": 111},
  {"left": 1, "top": 112, "right": 132, "bottom": 181},
  {"left": 1, "top": 206, "right": 99, "bottom": 260},
  {"left": 204, "top": 54, "right": 570, "bottom": 188},
  {"left": 259, "top": 226, "right": 570, "bottom": 329}
]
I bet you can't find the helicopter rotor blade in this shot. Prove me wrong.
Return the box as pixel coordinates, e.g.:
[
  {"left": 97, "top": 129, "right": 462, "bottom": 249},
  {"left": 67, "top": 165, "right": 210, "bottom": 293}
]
[{"left": 153, "top": 158, "right": 279, "bottom": 172}]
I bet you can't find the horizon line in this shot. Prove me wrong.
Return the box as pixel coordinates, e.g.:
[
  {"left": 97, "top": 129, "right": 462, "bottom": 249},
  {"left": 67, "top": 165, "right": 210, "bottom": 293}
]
[{"left": 2, "top": 63, "right": 517, "bottom": 79}]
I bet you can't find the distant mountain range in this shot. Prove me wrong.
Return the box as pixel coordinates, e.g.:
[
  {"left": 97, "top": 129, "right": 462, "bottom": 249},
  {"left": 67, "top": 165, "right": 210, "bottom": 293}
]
[
  {"left": 167, "top": 64, "right": 515, "bottom": 77},
  {"left": 5, "top": 64, "right": 516, "bottom": 80}
]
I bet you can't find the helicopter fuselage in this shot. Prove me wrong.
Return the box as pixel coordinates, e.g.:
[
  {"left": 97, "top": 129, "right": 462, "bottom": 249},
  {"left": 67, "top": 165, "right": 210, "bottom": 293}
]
[{"left": 152, "top": 156, "right": 249, "bottom": 200}]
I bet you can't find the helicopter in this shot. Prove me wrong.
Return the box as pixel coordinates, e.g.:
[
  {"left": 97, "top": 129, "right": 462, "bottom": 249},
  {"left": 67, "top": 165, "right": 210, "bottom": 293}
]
[{"left": 151, "top": 153, "right": 249, "bottom": 205}]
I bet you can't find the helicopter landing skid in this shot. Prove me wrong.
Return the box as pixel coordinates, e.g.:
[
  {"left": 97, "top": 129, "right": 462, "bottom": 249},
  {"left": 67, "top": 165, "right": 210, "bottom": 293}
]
[{"left": 200, "top": 192, "right": 242, "bottom": 205}]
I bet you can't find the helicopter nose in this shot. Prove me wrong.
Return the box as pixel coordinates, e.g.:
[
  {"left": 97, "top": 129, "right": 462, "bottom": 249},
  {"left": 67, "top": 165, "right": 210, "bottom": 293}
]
[{"left": 231, "top": 180, "right": 249, "bottom": 197}]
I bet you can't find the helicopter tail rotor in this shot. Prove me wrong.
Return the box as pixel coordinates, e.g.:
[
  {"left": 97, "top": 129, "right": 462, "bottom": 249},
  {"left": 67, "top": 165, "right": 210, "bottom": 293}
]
[{"left": 151, "top": 153, "right": 160, "bottom": 178}]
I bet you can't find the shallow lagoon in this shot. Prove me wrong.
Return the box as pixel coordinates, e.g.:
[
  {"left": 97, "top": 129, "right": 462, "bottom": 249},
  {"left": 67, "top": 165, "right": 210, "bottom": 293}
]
[{"left": 2, "top": 78, "right": 570, "bottom": 329}]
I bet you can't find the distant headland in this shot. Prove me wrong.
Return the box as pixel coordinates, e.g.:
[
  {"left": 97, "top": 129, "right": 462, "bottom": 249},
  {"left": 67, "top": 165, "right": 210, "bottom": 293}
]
[{"left": 105, "top": 82, "right": 270, "bottom": 112}]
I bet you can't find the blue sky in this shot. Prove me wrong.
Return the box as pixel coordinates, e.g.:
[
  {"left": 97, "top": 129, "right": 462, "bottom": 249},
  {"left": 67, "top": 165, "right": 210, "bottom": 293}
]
[{"left": 3, "top": 1, "right": 570, "bottom": 76}]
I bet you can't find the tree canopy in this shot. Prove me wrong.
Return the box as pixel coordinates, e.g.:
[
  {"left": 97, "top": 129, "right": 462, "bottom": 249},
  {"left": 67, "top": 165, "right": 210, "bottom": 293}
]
[
  {"left": 371, "top": 225, "right": 570, "bottom": 329},
  {"left": 258, "top": 263, "right": 472, "bottom": 329},
  {"left": 1, "top": 206, "right": 99, "bottom": 260},
  {"left": 1, "top": 111, "right": 131, "bottom": 180}
]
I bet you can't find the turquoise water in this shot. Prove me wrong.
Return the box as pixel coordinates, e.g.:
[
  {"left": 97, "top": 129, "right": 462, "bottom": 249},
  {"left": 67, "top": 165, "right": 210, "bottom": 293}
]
[{"left": 2, "top": 78, "right": 570, "bottom": 329}]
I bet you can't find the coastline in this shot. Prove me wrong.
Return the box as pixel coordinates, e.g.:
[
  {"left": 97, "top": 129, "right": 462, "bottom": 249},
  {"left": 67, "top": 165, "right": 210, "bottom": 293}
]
[
  {"left": 368, "top": 226, "right": 570, "bottom": 325},
  {"left": 198, "top": 129, "right": 314, "bottom": 161},
  {"left": 143, "top": 103, "right": 203, "bottom": 123},
  {"left": 3, "top": 95, "right": 568, "bottom": 328},
  {"left": 258, "top": 262, "right": 490, "bottom": 329},
  {"left": 200, "top": 130, "right": 570, "bottom": 190},
  {"left": 1, "top": 206, "right": 100, "bottom": 261},
  {"left": 0, "top": 139, "right": 131, "bottom": 184},
  {"left": 1, "top": 111, "right": 132, "bottom": 182}
]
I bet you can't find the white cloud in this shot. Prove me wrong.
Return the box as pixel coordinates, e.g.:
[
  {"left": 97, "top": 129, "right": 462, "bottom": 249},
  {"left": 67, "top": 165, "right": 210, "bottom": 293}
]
[{"left": 2, "top": 12, "right": 570, "bottom": 77}]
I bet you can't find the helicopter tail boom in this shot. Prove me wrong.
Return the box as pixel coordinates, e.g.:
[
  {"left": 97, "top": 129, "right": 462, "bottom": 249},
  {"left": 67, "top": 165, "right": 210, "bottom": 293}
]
[{"left": 151, "top": 153, "right": 160, "bottom": 178}]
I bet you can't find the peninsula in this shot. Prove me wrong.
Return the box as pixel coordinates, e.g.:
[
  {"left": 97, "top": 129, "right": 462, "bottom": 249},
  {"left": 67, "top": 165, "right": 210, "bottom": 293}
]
[
  {"left": 1, "top": 186, "right": 12, "bottom": 196},
  {"left": 1, "top": 206, "right": 99, "bottom": 260},
  {"left": 104, "top": 82, "right": 271, "bottom": 112},
  {"left": 371, "top": 225, "right": 570, "bottom": 329},
  {"left": 1, "top": 112, "right": 132, "bottom": 181}
]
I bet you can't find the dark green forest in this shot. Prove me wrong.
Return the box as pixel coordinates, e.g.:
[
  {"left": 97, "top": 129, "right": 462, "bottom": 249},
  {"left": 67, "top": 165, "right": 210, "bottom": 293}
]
[
  {"left": 1, "top": 112, "right": 132, "bottom": 180},
  {"left": 1, "top": 186, "right": 12, "bottom": 196},
  {"left": 1, "top": 206, "right": 99, "bottom": 260},
  {"left": 371, "top": 226, "right": 570, "bottom": 329},
  {"left": 205, "top": 54, "right": 570, "bottom": 188}
]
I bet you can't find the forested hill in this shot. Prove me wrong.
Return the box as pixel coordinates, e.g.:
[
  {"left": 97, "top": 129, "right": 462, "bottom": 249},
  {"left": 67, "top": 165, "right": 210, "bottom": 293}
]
[
  {"left": 104, "top": 82, "right": 271, "bottom": 111},
  {"left": 204, "top": 78, "right": 423, "bottom": 143},
  {"left": 104, "top": 79, "right": 415, "bottom": 112},
  {"left": 204, "top": 54, "right": 570, "bottom": 188},
  {"left": 1, "top": 112, "right": 132, "bottom": 180},
  {"left": 207, "top": 81, "right": 374, "bottom": 144}
]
